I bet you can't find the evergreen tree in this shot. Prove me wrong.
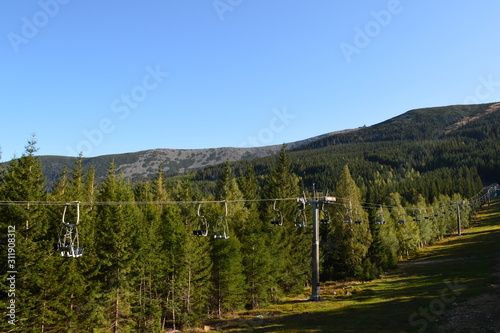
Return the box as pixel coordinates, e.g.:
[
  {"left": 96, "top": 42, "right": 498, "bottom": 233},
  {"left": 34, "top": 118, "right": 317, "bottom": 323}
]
[
  {"left": 432, "top": 194, "right": 452, "bottom": 239},
  {"left": 390, "top": 193, "right": 420, "bottom": 258},
  {"left": 0, "top": 137, "right": 51, "bottom": 332},
  {"left": 45, "top": 158, "right": 93, "bottom": 332},
  {"left": 172, "top": 177, "right": 212, "bottom": 326},
  {"left": 93, "top": 162, "right": 141, "bottom": 332},
  {"left": 210, "top": 160, "right": 246, "bottom": 316},
  {"left": 238, "top": 166, "right": 273, "bottom": 309},
  {"left": 413, "top": 194, "right": 433, "bottom": 248},
  {"left": 366, "top": 204, "right": 399, "bottom": 279},
  {"left": 262, "top": 145, "right": 306, "bottom": 296},
  {"left": 210, "top": 234, "right": 246, "bottom": 317},
  {"left": 323, "top": 165, "right": 372, "bottom": 279},
  {"left": 133, "top": 181, "right": 164, "bottom": 332}
]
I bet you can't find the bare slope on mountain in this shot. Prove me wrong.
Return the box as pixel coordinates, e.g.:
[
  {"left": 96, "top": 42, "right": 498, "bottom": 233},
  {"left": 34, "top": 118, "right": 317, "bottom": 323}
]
[
  {"left": 293, "top": 102, "right": 500, "bottom": 150},
  {"left": 36, "top": 130, "right": 352, "bottom": 185},
  {"left": 114, "top": 146, "right": 282, "bottom": 180},
  {"left": 39, "top": 146, "right": 282, "bottom": 184},
  {"left": 445, "top": 102, "right": 500, "bottom": 134}
]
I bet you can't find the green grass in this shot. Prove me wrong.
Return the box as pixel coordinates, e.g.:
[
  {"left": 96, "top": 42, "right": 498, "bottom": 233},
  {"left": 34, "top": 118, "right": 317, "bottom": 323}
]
[{"left": 204, "top": 200, "right": 500, "bottom": 333}]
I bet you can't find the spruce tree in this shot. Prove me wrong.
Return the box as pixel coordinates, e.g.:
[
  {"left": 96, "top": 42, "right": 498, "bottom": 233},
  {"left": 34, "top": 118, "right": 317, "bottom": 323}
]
[
  {"left": 133, "top": 181, "right": 164, "bottom": 332},
  {"left": 46, "top": 159, "right": 93, "bottom": 332},
  {"left": 390, "top": 193, "right": 420, "bottom": 258},
  {"left": 210, "top": 160, "right": 246, "bottom": 316},
  {"left": 365, "top": 204, "right": 399, "bottom": 279},
  {"left": 172, "top": 177, "right": 212, "bottom": 326},
  {"left": 93, "top": 162, "right": 141, "bottom": 332},
  {"left": 262, "top": 145, "right": 306, "bottom": 296},
  {"left": 238, "top": 166, "right": 273, "bottom": 309},
  {"left": 324, "top": 165, "right": 372, "bottom": 279},
  {"left": 0, "top": 137, "right": 51, "bottom": 332}
]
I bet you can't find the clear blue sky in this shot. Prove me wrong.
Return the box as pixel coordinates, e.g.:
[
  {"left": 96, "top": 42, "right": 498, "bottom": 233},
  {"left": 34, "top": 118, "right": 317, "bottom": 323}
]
[{"left": 1, "top": 0, "right": 500, "bottom": 160}]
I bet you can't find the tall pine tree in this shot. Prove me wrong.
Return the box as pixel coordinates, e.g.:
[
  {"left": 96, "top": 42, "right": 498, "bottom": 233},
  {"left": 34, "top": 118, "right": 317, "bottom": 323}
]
[
  {"left": 93, "top": 162, "right": 141, "bottom": 332},
  {"left": 262, "top": 145, "right": 307, "bottom": 296}
]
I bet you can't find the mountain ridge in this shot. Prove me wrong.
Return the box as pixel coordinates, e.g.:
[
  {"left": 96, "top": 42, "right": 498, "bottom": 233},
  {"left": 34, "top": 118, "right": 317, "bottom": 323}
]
[
  {"left": 34, "top": 128, "right": 358, "bottom": 185},
  {"left": 6, "top": 101, "right": 499, "bottom": 186}
]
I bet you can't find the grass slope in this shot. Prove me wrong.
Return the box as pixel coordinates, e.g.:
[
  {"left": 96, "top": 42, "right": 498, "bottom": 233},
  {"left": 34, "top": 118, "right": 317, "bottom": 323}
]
[{"left": 204, "top": 200, "right": 500, "bottom": 332}]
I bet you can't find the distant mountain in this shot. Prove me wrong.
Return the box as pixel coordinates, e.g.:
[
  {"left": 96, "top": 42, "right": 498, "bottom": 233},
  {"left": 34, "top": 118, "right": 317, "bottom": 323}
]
[
  {"left": 194, "top": 102, "right": 500, "bottom": 193},
  {"left": 36, "top": 130, "right": 355, "bottom": 186},
  {"left": 294, "top": 102, "right": 500, "bottom": 150},
  {"left": 10, "top": 102, "right": 500, "bottom": 188}
]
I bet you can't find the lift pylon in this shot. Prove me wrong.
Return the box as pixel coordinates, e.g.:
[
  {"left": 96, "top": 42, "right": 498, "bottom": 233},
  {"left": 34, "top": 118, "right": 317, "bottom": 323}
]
[{"left": 299, "top": 186, "right": 336, "bottom": 301}]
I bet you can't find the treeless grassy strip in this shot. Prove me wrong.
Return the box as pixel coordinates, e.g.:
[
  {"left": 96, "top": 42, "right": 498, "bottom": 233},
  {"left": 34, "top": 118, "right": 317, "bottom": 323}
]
[{"left": 205, "top": 200, "right": 500, "bottom": 332}]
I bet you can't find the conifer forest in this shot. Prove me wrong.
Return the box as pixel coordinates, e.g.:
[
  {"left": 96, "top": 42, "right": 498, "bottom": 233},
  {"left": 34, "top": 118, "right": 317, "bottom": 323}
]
[{"left": 2, "top": 103, "right": 500, "bottom": 332}]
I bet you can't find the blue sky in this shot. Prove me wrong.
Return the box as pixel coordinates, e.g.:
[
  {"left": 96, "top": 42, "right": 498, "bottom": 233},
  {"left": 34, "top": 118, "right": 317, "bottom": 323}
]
[{"left": 1, "top": 0, "right": 500, "bottom": 160}]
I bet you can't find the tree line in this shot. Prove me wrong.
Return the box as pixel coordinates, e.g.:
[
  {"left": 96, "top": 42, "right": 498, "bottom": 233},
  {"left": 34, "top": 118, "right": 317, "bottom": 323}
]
[{"left": 0, "top": 139, "right": 485, "bottom": 332}]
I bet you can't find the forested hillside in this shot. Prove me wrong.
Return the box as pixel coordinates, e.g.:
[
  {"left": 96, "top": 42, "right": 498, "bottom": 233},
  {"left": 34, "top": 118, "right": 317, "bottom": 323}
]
[
  {"left": 1, "top": 102, "right": 500, "bottom": 331},
  {"left": 15, "top": 129, "right": 348, "bottom": 186},
  {"left": 197, "top": 102, "right": 500, "bottom": 202}
]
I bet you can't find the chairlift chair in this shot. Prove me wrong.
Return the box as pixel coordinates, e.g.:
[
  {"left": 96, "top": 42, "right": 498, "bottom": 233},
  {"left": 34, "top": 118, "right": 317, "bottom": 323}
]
[
  {"left": 271, "top": 200, "right": 284, "bottom": 226},
  {"left": 343, "top": 208, "right": 353, "bottom": 223},
  {"left": 375, "top": 206, "right": 385, "bottom": 225},
  {"left": 56, "top": 202, "right": 84, "bottom": 258},
  {"left": 320, "top": 204, "right": 330, "bottom": 224},
  {"left": 413, "top": 210, "right": 422, "bottom": 223},
  {"left": 213, "top": 201, "right": 230, "bottom": 239},
  {"left": 353, "top": 209, "right": 363, "bottom": 224},
  {"left": 295, "top": 201, "right": 307, "bottom": 227},
  {"left": 193, "top": 204, "right": 209, "bottom": 237}
]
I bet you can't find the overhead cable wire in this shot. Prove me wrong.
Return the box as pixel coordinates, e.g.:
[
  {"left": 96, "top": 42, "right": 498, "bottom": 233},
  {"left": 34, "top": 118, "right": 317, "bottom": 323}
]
[{"left": 0, "top": 183, "right": 497, "bottom": 213}]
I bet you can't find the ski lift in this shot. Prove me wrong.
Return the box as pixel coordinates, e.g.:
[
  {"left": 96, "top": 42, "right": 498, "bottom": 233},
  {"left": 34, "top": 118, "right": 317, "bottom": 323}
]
[
  {"left": 374, "top": 206, "right": 385, "bottom": 225},
  {"left": 193, "top": 204, "right": 209, "bottom": 237},
  {"left": 320, "top": 204, "right": 330, "bottom": 224},
  {"left": 353, "top": 209, "right": 363, "bottom": 224},
  {"left": 413, "top": 209, "right": 422, "bottom": 223},
  {"left": 342, "top": 202, "right": 355, "bottom": 223},
  {"left": 55, "top": 201, "right": 84, "bottom": 258},
  {"left": 213, "top": 201, "right": 230, "bottom": 239},
  {"left": 271, "top": 200, "right": 284, "bottom": 226},
  {"left": 343, "top": 208, "right": 353, "bottom": 224},
  {"left": 295, "top": 201, "right": 307, "bottom": 227}
]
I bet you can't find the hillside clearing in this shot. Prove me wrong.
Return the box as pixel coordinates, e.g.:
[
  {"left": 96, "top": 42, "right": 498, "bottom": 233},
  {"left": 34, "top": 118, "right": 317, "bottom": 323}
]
[{"left": 202, "top": 200, "right": 500, "bottom": 333}]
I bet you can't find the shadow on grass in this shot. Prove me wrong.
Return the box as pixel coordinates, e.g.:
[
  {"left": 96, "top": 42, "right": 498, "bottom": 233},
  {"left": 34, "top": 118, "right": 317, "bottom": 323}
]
[{"left": 216, "top": 201, "right": 500, "bottom": 333}]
